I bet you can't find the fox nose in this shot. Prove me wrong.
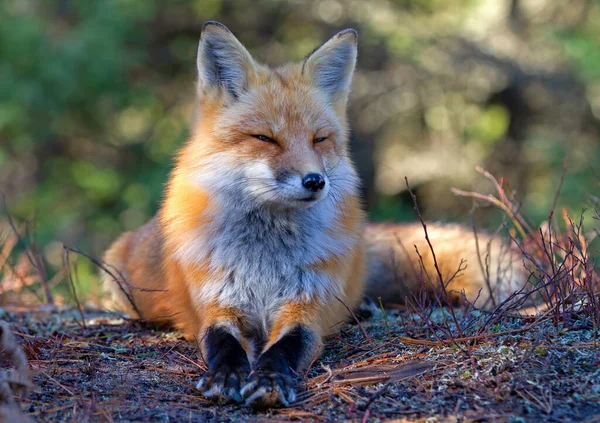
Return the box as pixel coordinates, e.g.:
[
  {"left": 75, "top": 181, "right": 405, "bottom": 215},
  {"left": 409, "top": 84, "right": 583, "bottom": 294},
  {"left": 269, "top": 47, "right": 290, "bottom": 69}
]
[{"left": 302, "top": 173, "right": 326, "bottom": 192}]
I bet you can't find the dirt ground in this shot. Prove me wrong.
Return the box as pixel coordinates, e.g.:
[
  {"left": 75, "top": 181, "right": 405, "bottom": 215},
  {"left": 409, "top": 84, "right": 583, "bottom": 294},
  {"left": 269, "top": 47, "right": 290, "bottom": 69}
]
[{"left": 2, "top": 306, "right": 599, "bottom": 423}]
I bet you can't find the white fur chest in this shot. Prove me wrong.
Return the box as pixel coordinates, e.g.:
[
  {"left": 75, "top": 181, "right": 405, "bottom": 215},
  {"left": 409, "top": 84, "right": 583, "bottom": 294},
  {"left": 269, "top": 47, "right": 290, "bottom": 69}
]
[{"left": 177, "top": 198, "right": 357, "bottom": 330}]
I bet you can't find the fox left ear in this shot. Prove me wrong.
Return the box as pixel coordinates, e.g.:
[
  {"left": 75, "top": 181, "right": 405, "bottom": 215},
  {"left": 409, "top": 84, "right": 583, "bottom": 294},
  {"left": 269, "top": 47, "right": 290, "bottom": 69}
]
[
  {"left": 197, "top": 21, "right": 256, "bottom": 100},
  {"left": 303, "top": 29, "right": 358, "bottom": 104}
]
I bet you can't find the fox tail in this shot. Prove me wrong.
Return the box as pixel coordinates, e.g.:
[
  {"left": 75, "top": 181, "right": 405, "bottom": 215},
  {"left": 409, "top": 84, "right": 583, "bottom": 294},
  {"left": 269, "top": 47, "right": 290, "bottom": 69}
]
[{"left": 363, "top": 222, "right": 527, "bottom": 309}]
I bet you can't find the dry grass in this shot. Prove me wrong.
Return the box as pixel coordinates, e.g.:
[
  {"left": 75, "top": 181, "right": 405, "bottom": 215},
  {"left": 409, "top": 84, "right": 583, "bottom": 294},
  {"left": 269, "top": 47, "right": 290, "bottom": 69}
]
[
  {"left": 0, "top": 168, "right": 599, "bottom": 422},
  {"left": 2, "top": 305, "right": 597, "bottom": 422}
]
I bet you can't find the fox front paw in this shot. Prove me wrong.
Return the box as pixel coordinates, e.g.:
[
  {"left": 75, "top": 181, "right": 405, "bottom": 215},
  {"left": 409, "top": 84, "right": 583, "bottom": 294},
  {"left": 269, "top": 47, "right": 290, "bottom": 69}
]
[
  {"left": 240, "top": 370, "right": 296, "bottom": 408},
  {"left": 196, "top": 366, "right": 248, "bottom": 404}
]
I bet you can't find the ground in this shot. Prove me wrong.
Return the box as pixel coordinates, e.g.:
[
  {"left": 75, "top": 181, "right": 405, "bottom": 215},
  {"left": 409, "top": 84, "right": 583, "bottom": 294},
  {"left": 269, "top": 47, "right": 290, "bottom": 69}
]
[{"left": 3, "top": 306, "right": 599, "bottom": 422}]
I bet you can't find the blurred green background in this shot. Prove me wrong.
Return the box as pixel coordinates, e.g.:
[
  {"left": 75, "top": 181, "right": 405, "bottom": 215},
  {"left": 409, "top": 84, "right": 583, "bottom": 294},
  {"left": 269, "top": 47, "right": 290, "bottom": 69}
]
[{"left": 1, "top": 0, "right": 599, "bottom": 302}]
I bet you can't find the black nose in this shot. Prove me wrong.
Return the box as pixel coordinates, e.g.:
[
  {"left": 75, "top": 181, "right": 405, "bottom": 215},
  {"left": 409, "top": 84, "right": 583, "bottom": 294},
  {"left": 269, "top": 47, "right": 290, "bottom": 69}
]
[{"left": 302, "top": 173, "right": 326, "bottom": 192}]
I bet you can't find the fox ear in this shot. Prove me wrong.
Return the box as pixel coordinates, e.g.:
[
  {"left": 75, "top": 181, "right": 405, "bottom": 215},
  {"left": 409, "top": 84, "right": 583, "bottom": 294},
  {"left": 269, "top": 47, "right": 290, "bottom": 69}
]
[
  {"left": 303, "top": 29, "right": 358, "bottom": 104},
  {"left": 197, "top": 21, "right": 256, "bottom": 99}
]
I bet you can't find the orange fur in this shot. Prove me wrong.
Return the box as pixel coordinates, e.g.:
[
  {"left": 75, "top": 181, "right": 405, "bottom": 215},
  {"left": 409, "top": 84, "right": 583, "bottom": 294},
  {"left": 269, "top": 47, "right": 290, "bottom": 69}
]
[
  {"left": 103, "top": 26, "right": 365, "bottom": 360},
  {"left": 102, "top": 24, "right": 524, "bottom": 389}
]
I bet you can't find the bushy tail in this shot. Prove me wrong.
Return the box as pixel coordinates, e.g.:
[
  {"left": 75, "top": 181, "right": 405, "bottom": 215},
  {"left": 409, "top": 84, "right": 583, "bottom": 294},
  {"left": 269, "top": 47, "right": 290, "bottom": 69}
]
[{"left": 363, "top": 222, "right": 527, "bottom": 309}]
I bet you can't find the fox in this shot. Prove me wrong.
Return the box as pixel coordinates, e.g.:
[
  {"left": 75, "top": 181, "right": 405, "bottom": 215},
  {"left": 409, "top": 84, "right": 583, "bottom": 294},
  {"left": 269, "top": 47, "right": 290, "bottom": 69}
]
[{"left": 102, "top": 21, "right": 525, "bottom": 408}]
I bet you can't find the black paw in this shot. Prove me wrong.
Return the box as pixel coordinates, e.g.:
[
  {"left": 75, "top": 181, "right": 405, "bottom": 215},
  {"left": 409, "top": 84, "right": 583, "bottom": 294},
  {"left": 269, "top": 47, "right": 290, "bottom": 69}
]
[
  {"left": 355, "top": 297, "right": 380, "bottom": 321},
  {"left": 240, "top": 370, "right": 296, "bottom": 408},
  {"left": 196, "top": 366, "right": 248, "bottom": 404}
]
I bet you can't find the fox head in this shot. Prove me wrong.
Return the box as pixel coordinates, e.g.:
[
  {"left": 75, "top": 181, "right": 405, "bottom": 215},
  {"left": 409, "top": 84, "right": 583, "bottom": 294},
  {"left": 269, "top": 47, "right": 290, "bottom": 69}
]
[{"left": 186, "top": 21, "right": 359, "bottom": 211}]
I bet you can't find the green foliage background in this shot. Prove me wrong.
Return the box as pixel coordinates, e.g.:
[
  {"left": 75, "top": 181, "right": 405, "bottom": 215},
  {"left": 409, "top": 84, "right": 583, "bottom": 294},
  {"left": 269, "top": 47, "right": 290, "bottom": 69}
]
[{"left": 1, "top": 0, "right": 599, "bottom": 292}]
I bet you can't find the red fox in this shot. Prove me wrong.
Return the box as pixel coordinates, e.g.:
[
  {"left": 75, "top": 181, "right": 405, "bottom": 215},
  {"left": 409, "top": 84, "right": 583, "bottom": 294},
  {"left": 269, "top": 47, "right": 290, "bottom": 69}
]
[{"left": 103, "top": 22, "right": 524, "bottom": 408}]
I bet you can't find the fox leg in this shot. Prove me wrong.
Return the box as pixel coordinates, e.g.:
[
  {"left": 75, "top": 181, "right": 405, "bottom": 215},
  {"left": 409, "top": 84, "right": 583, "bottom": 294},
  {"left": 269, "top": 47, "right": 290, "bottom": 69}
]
[
  {"left": 241, "top": 302, "right": 322, "bottom": 408},
  {"left": 196, "top": 304, "right": 252, "bottom": 404}
]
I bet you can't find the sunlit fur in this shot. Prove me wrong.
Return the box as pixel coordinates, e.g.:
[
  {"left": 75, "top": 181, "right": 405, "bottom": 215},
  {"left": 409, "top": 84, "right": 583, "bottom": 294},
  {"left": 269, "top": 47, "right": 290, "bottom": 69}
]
[
  {"left": 103, "top": 24, "right": 366, "bottom": 368},
  {"left": 102, "top": 23, "right": 526, "bottom": 390}
]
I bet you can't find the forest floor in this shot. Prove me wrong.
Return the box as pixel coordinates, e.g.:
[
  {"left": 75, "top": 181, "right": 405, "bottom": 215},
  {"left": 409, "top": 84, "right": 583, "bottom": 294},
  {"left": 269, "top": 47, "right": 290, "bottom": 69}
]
[{"left": 2, "top": 304, "right": 599, "bottom": 423}]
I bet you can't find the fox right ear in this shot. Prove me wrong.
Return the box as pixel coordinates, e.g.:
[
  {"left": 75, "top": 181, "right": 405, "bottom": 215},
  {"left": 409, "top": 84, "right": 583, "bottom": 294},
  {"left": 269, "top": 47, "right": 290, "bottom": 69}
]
[
  {"left": 196, "top": 21, "right": 256, "bottom": 99},
  {"left": 303, "top": 29, "right": 358, "bottom": 104}
]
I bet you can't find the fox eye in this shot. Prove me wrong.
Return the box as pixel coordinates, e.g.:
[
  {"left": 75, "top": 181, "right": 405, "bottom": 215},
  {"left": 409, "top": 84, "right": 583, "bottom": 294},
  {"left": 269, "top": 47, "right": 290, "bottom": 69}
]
[
  {"left": 252, "top": 134, "right": 276, "bottom": 144},
  {"left": 314, "top": 137, "right": 328, "bottom": 143}
]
